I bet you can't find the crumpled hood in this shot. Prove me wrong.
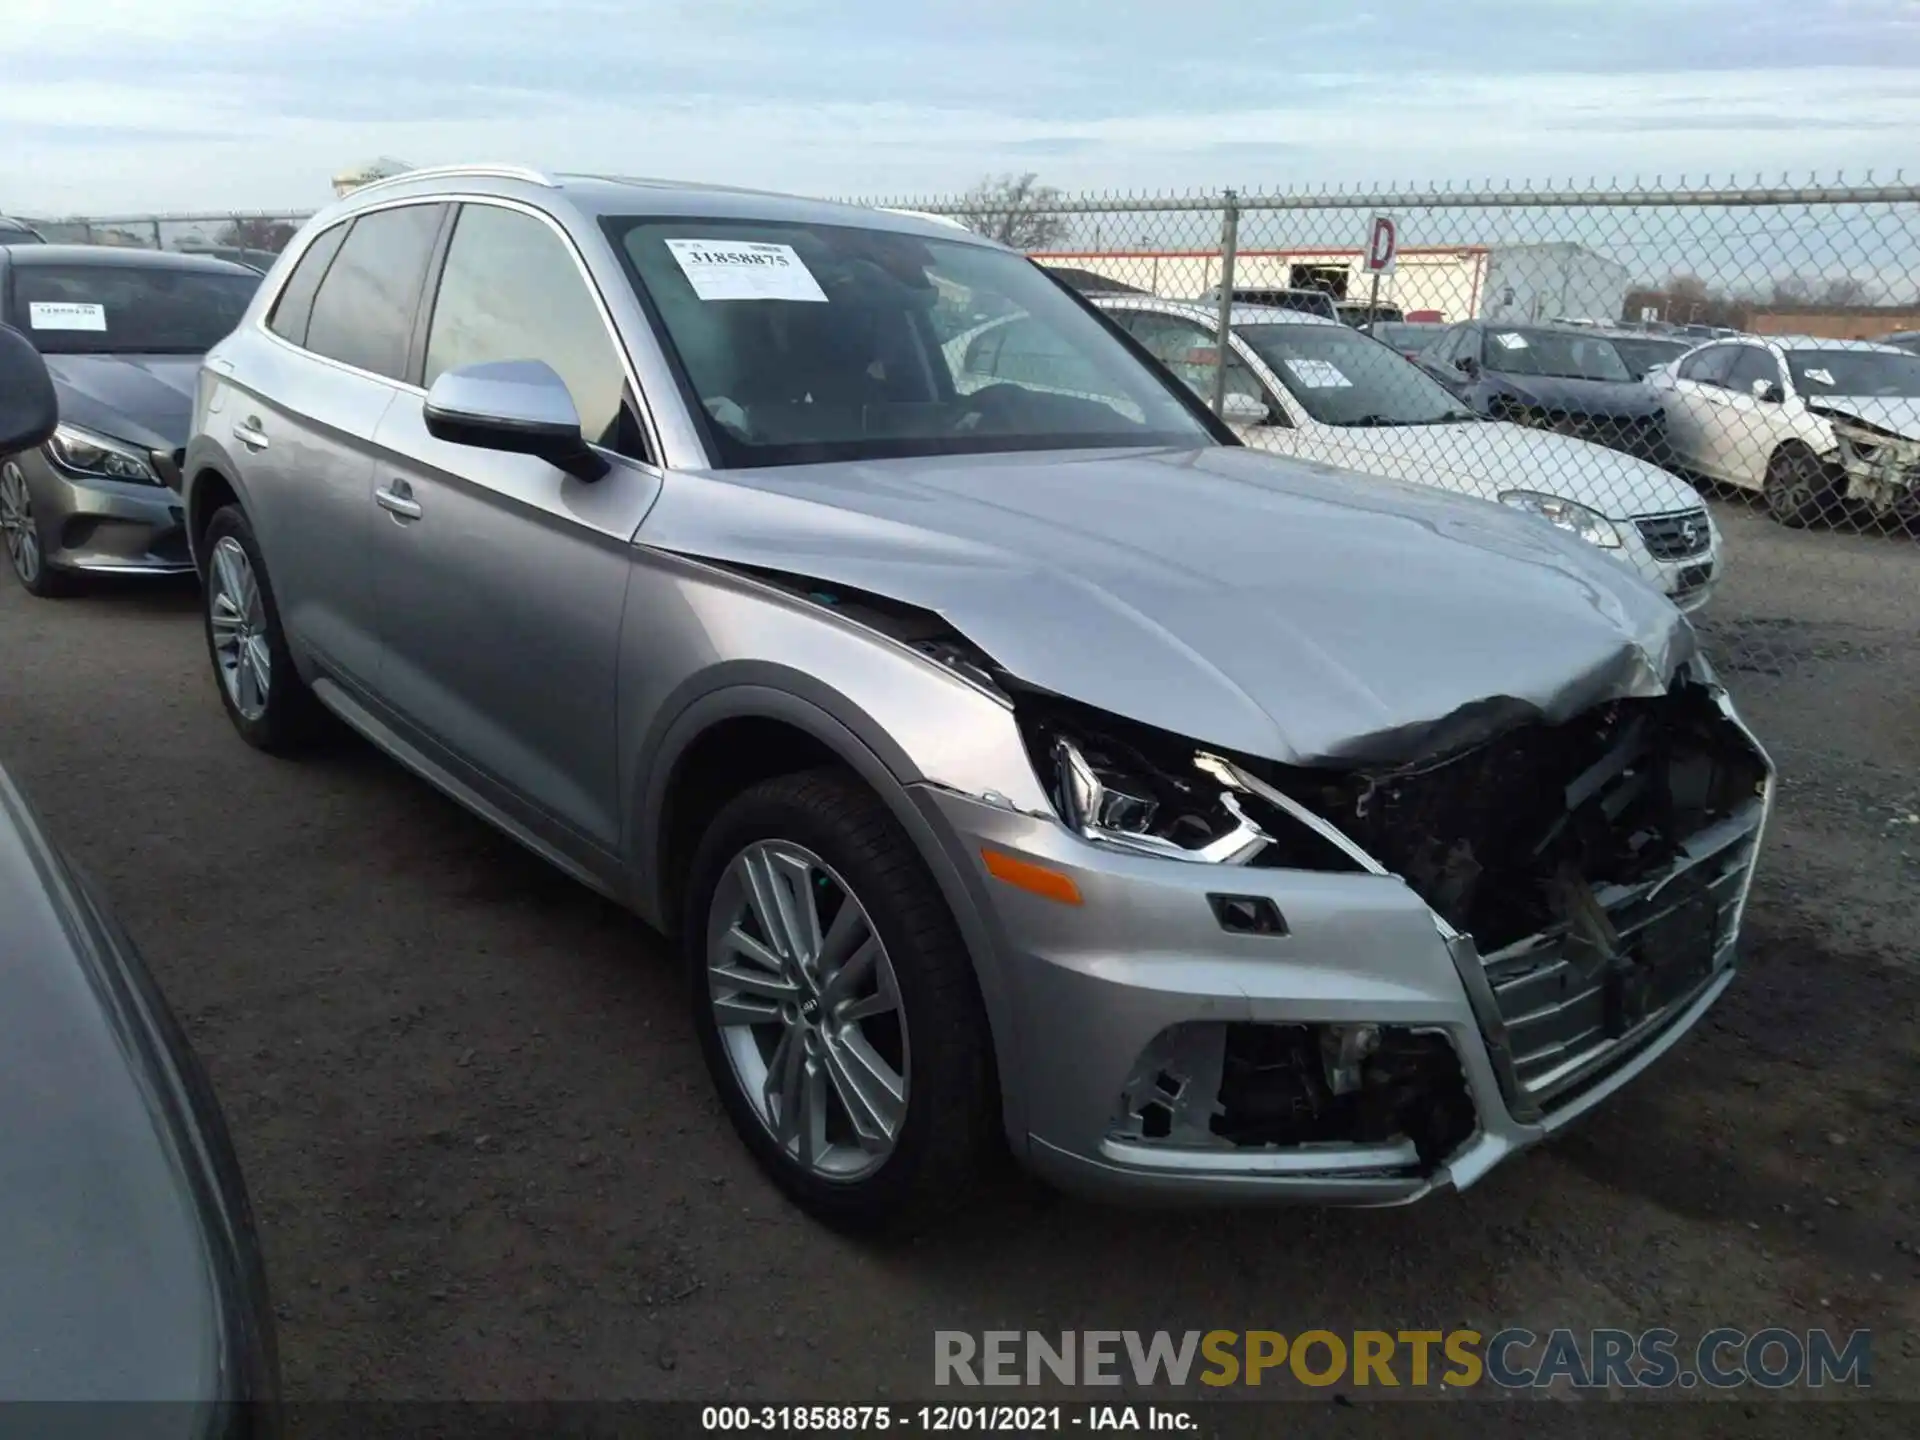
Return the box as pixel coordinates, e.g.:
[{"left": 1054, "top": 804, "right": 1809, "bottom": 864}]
[
  {"left": 647, "top": 445, "right": 1696, "bottom": 767},
  {"left": 1807, "top": 396, "right": 1920, "bottom": 443},
  {"left": 1282, "top": 419, "right": 1703, "bottom": 519},
  {"left": 1482, "top": 370, "right": 1660, "bottom": 417},
  {"left": 42, "top": 354, "right": 198, "bottom": 451}
]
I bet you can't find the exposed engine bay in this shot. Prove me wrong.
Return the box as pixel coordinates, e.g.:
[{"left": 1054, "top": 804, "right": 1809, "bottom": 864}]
[{"left": 1818, "top": 408, "right": 1920, "bottom": 517}]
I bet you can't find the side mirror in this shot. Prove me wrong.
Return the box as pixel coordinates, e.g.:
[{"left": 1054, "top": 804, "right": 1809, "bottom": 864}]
[
  {"left": 0, "top": 324, "right": 58, "bottom": 456},
  {"left": 1220, "top": 391, "right": 1271, "bottom": 424},
  {"left": 1751, "top": 377, "right": 1783, "bottom": 404},
  {"left": 423, "top": 360, "right": 608, "bottom": 482},
  {"left": 1456, "top": 355, "right": 1479, "bottom": 377}
]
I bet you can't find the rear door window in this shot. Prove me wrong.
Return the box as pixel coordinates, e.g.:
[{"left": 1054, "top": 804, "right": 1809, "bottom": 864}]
[
  {"left": 303, "top": 204, "right": 446, "bottom": 380},
  {"left": 266, "top": 222, "right": 348, "bottom": 348}
]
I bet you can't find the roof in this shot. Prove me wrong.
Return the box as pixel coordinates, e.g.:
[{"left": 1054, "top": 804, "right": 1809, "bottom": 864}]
[
  {"left": 1744, "top": 334, "right": 1914, "bottom": 354},
  {"left": 320, "top": 164, "right": 998, "bottom": 248},
  {"left": 0, "top": 244, "right": 260, "bottom": 275},
  {"left": 1091, "top": 295, "right": 1344, "bottom": 330}
]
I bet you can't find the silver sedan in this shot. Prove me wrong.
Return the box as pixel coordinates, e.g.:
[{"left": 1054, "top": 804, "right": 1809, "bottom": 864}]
[{"left": 183, "top": 167, "right": 1773, "bottom": 1228}]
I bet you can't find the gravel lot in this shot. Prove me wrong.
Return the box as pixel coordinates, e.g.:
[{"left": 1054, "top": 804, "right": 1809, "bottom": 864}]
[{"left": 0, "top": 492, "right": 1914, "bottom": 1411}]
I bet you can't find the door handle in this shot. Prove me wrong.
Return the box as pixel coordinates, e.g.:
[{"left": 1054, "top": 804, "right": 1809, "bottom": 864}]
[
  {"left": 232, "top": 417, "right": 269, "bottom": 451},
  {"left": 375, "top": 484, "right": 422, "bottom": 521}
]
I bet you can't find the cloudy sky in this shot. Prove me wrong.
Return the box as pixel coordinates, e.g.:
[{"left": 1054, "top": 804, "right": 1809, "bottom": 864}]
[{"left": 5, "top": 0, "right": 1920, "bottom": 214}]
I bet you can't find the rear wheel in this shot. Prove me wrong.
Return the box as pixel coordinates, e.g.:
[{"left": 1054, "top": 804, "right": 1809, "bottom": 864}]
[
  {"left": 201, "top": 504, "right": 323, "bottom": 753},
  {"left": 1763, "top": 446, "right": 1841, "bottom": 528},
  {"left": 1, "top": 460, "right": 70, "bottom": 597},
  {"left": 684, "top": 769, "right": 999, "bottom": 1231}
]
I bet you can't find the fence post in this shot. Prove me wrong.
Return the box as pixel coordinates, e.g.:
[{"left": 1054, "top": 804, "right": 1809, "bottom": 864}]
[
  {"left": 150, "top": 218, "right": 163, "bottom": 251},
  {"left": 80, "top": 221, "right": 94, "bottom": 244},
  {"left": 1210, "top": 189, "right": 1240, "bottom": 416}
]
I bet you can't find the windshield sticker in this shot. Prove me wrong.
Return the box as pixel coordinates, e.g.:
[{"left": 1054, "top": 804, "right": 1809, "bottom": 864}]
[
  {"left": 28, "top": 301, "right": 108, "bottom": 332},
  {"left": 664, "top": 239, "right": 828, "bottom": 303},
  {"left": 1803, "top": 367, "right": 1835, "bottom": 387},
  {"left": 1284, "top": 357, "right": 1354, "bottom": 389},
  {"left": 1493, "top": 332, "right": 1529, "bottom": 350}
]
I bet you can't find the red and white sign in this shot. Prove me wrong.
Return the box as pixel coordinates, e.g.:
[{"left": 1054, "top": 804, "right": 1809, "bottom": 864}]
[{"left": 1364, "top": 214, "right": 1398, "bottom": 274}]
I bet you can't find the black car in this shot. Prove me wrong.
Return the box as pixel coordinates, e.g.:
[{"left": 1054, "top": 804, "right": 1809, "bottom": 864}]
[
  {"left": 0, "top": 245, "right": 259, "bottom": 597},
  {"left": 0, "top": 322, "right": 278, "bottom": 1416},
  {"left": 1415, "top": 320, "right": 1671, "bottom": 463}
]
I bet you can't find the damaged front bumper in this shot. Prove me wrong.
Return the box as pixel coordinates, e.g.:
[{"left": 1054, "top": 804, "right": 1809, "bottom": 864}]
[
  {"left": 1830, "top": 420, "right": 1920, "bottom": 516},
  {"left": 911, "top": 683, "right": 1773, "bottom": 1205}
]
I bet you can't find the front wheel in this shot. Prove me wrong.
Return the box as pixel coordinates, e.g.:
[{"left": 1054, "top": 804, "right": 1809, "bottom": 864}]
[
  {"left": 684, "top": 769, "right": 999, "bottom": 1231},
  {"left": 1, "top": 459, "right": 70, "bottom": 597},
  {"left": 200, "top": 504, "right": 323, "bottom": 753},
  {"left": 1763, "top": 446, "right": 1841, "bottom": 528}
]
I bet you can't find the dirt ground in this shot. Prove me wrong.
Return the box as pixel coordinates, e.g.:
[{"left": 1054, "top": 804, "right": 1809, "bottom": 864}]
[{"left": 0, "top": 492, "right": 1914, "bottom": 1415}]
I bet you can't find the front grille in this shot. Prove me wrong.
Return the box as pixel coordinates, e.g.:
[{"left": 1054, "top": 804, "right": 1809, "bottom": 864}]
[
  {"left": 1479, "top": 816, "right": 1759, "bottom": 1107},
  {"left": 1635, "top": 507, "right": 1713, "bottom": 560}
]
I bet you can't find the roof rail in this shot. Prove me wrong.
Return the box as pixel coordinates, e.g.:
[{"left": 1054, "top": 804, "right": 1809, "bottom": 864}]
[{"left": 346, "top": 163, "right": 558, "bottom": 197}]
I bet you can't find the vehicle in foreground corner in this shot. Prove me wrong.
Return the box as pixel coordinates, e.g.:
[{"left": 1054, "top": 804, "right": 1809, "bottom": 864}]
[
  {"left": 182, "top": 164, "right": 1773, "bottom": 1227},
  {"left": 1416, "top": 320, "right": 1672, "bottom": 465},
  {"left": 1647, "top": 335, "right": 1920, "bottom": 527},
  {"left": 0, "top": 245, "right": 259, "bottom": 596},
  {"left": 1092, "top": 296, "right": 1721, "bottom": 612},
  {"left": 0, "top": 216, "right": 47, "bottom": 246},
  {"left": 0, "top": 323, "right": 278, "bottom": 1417}
]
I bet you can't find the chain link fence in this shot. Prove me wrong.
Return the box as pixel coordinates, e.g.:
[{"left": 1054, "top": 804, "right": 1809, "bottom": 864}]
[
  {"left": 24, "top": 179, "right": 1920, "bottom": 782},
  {"left": 869, "top": 177, "right": 1920, "bottom": 784}
]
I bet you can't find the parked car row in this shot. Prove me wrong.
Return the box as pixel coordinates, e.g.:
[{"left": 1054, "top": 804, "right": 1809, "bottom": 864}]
[{"left": 1409, "top": 319, "right": 1920, "bottom": 527}]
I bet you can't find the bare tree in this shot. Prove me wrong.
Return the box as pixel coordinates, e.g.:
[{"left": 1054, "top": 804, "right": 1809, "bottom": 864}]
[
  {"left": 1819, "top": 275, "right": 1876, "bottom": 306},
  {"left": 216, "top": 217, "right": 299, "bottom": 254},
  {"left": 1770, "top": 274, "right": 1814, "bottom": 306},
  {"left": 953, "top": 173, "right": 1072, "bottom": 251}
]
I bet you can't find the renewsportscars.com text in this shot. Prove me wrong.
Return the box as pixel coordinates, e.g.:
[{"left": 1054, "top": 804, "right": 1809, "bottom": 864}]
[{"left": 934, "top": 1328, "right": 1872, "bottom": 1391}]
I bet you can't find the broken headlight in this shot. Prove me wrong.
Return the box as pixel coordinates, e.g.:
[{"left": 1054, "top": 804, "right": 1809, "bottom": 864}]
[
  {"left": 1499, "top": 490, "right": 1622, "bottom": 549},
  {"left": 1046, "top": 731, "right": 1271, "bottom": 863}
]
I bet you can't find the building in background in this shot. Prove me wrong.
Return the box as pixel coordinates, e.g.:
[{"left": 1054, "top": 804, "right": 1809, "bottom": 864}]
[
  {"left": 1033, "top": 241, "right": 1630, "bottom": 325},
  {"left": 331, "top": 158, "right": 413, "bottom": 199},
  {"left": 1744, "top": 303, "right": 1920, "bottom": 341}
]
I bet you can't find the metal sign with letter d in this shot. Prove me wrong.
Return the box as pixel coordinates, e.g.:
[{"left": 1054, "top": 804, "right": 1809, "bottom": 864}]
[{"left": 1365, "top": 214, "right": 1398, "bottom": 274}]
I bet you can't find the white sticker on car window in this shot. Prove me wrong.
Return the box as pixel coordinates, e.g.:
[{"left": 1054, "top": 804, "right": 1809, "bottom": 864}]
[
  {"left": 664, "top": 239, "right": 828, "bottom": 303},
  {"left": 28, "top": 301, "right": 108, "bottom": 331},
  {"left": 1493, "top": 331, "right": 1528, "bottom": 349},
  {"left": 1803, "top": 367, "right": 1835, "bottom": 387},
  {"left": 1284, "top": 357, "right": 1353, "bottom": 389}
]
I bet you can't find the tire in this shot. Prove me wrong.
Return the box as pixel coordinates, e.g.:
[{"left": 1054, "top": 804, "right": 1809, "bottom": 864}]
[
  {"left": 1762, "top": 446, "right": 1841, "bottom": 528},
  {"left": 684, "top": 768, "right": 999, "bottom": 1232},
  {"left": 200, "top": 504, "right": 323, "bottom": 753},
  {"left": 1, "top": 458, "right": 73, "bottom": 598}
]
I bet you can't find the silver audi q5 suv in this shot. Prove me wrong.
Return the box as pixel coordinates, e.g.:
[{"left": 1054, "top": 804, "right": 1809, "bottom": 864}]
[{"left": 183, "top": 165, "right": 1773, "bottom": 1228}]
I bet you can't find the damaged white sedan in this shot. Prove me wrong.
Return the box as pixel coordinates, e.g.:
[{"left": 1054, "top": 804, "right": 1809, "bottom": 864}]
[
  {"left": 1649, "top": 335, "right": 1920, "bottom": 526},
  {"left": 181, "top": 168, "right": 1774, "bottom": 1227}
]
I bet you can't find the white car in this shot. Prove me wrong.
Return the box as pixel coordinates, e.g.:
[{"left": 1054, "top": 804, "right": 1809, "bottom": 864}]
[
  {"left": 1645, "top": 335, "right": 1920, "bottom": 527},
  {"left": 1088, "top": 297, "right": 1721, "bottom": 611}
]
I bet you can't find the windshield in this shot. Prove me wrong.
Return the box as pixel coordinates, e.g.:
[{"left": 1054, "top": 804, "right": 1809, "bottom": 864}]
[
  {"left": 9, "top": 263, "right": 258, "bottom": 354},
  {"left": 1238, "top": 323, "right": 1476, "bottom": 426},
  {"left": 1607, "top": 336, "right": 1688, "bottom": 379},
  {"left": 607, "top": 217, "right": 1213, "bottom": 467},
  {"left": 1786, "top": 349, "right": 1920, "bottom": 399},
  {"left": 1481, "top": 328, "right": 1633, "bottom": 382}
]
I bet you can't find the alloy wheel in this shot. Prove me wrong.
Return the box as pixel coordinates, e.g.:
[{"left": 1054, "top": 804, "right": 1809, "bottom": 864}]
[
  {"left": 0, "top": 462, "right": 40, "bottom": 586},
  {"left": 208, "top": 536, "right": 271, "bottom": 721},
  {"left": 706, "top": 840, "right": 910, "bottom": 1181}
]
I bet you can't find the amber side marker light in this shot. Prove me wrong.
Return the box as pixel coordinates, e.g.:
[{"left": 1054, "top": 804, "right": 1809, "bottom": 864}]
[{"left": 981, "top": 848, "right": 1084, "bottom": 906}]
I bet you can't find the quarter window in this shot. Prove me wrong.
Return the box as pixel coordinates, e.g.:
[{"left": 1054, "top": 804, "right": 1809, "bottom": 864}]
[
  {"left": 424, "top": 205, "right": 631, "bottom": 449},
  {"left": 266, "top": 222, "right": 348, "bottom": 347},
  {"left": 303, "top": 204, "right": 445, "bottom": 381}
]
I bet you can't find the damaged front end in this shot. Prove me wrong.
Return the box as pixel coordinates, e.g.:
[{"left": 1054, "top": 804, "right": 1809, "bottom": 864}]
[
  {"left": 1820, "top": 409, "right": 1920, "bottom": 517},
  {"left": 1020, "top": 672, "right": 1772, "bottom": 1175}
]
